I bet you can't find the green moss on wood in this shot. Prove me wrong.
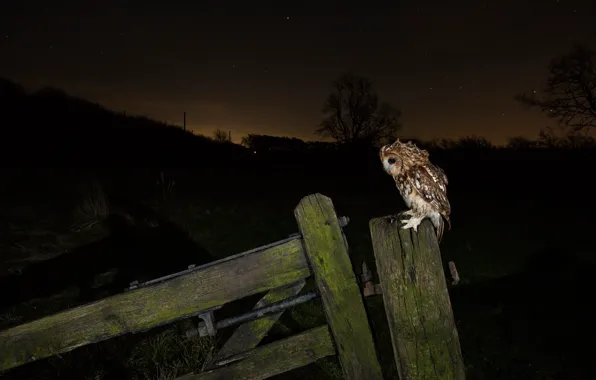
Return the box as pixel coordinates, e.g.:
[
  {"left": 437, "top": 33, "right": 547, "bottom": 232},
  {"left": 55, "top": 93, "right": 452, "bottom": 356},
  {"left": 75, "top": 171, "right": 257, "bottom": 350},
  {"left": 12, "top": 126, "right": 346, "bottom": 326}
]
[
  {"left": 294, "top": 193, "right": 384, "bottom": 380},
  {"left": 369, "top": 216, "right": 466, "bottom": 380},
  {"left": 0, "top": 238, "right": 310, "bottom": 373}
]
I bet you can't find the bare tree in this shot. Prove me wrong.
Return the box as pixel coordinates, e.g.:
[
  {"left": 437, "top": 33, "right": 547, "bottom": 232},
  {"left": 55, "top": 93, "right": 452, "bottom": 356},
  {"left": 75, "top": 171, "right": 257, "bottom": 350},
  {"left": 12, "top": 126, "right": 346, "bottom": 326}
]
[
  {"left": 316, "top": 73, "right": 401, "bottom": 146},
  {"left": 516, "top": 45, "right": 596, "bottom": 134},
  {"left": 213, "top": 128, "right": 229, "bottom": 142},
  {"left": 536, "top": 125, "right": 596, "bottom": 148}
]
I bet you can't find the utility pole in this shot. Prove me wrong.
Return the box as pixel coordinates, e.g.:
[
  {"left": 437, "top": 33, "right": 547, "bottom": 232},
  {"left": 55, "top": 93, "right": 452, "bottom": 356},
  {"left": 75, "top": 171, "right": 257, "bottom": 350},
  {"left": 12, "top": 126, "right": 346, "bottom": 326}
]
[{"left": 183, "top": 111, "right": 187, "bottom": 132}]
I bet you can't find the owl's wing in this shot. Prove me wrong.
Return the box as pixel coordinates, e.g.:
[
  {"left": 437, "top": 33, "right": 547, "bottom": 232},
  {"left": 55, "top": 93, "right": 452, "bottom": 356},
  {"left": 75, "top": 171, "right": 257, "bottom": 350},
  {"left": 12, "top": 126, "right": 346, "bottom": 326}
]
[
  {"left": 406, "top": 165, "right": 451, "bottom": 215},
  {"left": 428, "top": 162, "right": 448, "bottom": 185}
]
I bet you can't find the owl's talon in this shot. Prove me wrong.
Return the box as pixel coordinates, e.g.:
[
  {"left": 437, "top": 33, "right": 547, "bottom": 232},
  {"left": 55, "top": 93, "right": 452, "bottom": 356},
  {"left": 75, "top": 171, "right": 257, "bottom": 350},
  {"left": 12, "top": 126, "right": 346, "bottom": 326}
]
[{"left": 400, "top": 216, "right": 423, "bottom": 232}]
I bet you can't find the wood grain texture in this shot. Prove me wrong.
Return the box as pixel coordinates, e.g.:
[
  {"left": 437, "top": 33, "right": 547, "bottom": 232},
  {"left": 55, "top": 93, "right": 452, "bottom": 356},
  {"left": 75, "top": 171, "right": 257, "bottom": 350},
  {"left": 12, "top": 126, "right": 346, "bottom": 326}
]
[
  {"left": 369, "top": 216, "right": 466, "bottom": 380},
  {"left": 294, "top": 193, "right": 384, "bottom": 380},
  {"left": 0, "top": 237, "right": 309, "bottom": 373},
  {"left": 178, "top": 325, "right": 336, "bottom": 380}
]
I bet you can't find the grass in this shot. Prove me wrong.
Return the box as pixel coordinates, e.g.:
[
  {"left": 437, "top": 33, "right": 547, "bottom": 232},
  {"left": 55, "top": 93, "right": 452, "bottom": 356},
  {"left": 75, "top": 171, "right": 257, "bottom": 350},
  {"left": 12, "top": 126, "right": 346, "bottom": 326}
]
[
  {"left": 126, "top": 327, "right": 216, "bottom": 380},
  {"left": 0, "top": 152, "right": 595, "bottom": 380},
  {"left": 70, "top": 177, "right": 112, "bottom": 232}
]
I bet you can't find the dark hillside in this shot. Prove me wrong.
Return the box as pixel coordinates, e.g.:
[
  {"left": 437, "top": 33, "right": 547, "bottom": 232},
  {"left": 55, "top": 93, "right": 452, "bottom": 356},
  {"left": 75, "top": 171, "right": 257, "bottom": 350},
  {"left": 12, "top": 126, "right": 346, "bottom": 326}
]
[{"left": 0, "top": 78, "right": 251, "bottom": 168}]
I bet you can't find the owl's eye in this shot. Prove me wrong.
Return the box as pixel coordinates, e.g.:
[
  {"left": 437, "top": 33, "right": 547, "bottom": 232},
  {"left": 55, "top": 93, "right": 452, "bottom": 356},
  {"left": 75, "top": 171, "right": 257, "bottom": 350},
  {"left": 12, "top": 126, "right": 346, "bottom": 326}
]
[{"left": 388, "top": 158, "right": 397, "bottom": 165}]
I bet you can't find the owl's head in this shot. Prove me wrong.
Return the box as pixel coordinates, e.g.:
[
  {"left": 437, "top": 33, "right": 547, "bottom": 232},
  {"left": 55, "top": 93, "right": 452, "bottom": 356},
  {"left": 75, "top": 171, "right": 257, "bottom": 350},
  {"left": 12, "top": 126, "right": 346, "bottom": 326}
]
[
  {"left": 379, "top": 142, "right": 403, "bottom": 177},
  {"left": 380, "top": 139, "right": 429, "bottom": 177}
]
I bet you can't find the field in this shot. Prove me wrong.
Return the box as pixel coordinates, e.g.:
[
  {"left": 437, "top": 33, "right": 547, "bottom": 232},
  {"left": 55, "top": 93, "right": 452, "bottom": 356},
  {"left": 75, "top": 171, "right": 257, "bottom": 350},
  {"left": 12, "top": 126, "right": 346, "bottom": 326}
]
[{"left": 1, "top": 83, "right": 595, "bottom": 379}]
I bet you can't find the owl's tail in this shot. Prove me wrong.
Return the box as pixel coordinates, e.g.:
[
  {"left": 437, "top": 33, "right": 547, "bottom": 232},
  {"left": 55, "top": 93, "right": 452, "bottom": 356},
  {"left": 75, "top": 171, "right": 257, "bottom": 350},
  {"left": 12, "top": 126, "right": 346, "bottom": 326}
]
[
  {"left": 444, "top": 214, "right": 451, "bottom": 231},
  {"left": 437, "top": 219, "right": 444, "bottom": 243},
  {"left": 437, "top": 214, "right": 451, "bottom": 243}
]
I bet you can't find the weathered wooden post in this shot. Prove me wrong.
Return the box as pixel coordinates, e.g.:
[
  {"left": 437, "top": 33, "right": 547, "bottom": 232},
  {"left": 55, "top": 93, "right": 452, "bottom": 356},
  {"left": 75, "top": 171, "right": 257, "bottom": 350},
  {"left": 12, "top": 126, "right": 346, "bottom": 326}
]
[
  {"left": 369, "top": 216, "right": 466, "bottom": 380},
  {"left": 295, "top": 193, "right": 384, "bottom": 380}
]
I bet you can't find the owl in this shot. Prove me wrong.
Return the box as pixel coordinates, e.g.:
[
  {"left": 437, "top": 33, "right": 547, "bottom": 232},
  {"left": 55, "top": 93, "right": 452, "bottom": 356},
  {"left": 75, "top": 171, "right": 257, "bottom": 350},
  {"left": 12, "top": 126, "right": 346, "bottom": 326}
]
[{"left": 379, "top": 139, "right": 451, "bottom": 242}]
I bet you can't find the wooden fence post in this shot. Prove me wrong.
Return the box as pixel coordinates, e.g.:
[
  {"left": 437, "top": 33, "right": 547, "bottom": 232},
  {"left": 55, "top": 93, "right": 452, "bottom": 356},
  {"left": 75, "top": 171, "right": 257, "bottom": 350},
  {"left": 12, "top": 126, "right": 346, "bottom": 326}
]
[
  {"left": 369, "top": 216, "right": 466, "bottom": 380},
  {"left": 295, "top": 193, "right": 383, "bottom": 380}
]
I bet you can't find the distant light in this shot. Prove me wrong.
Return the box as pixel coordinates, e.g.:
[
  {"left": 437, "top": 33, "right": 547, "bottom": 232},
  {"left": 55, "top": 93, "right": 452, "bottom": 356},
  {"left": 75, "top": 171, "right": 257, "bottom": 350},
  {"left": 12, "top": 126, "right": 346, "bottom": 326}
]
[{"left": 253, "top": 151, "right": 257, "bottom": 154}]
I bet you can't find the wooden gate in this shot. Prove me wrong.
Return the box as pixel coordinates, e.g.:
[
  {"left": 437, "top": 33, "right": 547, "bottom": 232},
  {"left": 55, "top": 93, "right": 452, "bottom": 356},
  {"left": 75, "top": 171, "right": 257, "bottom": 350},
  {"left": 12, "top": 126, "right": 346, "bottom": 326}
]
[{"left": 0, "top": 193, "right": 465, "bottom": 379}]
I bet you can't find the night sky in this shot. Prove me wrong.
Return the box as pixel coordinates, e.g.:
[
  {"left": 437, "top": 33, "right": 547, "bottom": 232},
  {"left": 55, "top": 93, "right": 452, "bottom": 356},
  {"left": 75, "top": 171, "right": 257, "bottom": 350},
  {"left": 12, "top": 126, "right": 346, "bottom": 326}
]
[{"left": 1, "top": 1, "right": 594, "bottom": 144}]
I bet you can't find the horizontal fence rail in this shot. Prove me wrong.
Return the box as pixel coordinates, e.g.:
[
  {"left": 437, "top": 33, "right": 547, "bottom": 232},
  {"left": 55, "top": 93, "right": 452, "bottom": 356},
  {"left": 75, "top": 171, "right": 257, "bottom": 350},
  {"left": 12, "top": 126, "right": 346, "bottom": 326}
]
[{"left": 181, "top": 325, "right": 337, "bottom": 380}]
